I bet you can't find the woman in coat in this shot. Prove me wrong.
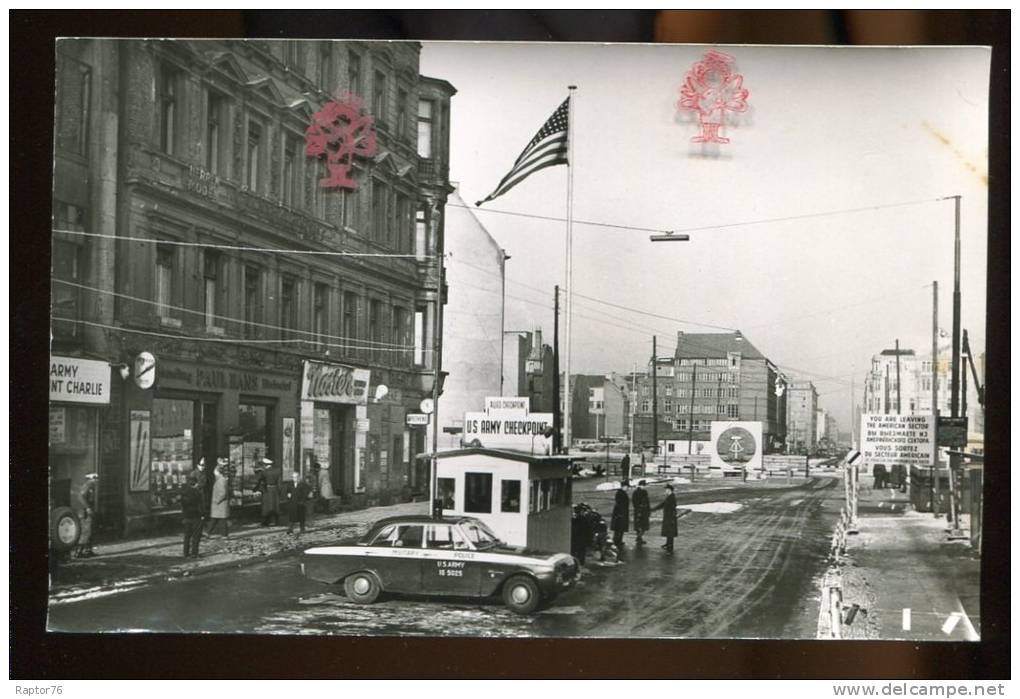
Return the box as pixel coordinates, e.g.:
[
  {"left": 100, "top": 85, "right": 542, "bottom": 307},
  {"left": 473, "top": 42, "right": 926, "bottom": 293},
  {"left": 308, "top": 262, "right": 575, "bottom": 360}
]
[
  {"left": 206, "top": 460, "right": 231, "bottom": 537},
  {"left": 651, "top": 483, "right": 678, "bottom": 553}
]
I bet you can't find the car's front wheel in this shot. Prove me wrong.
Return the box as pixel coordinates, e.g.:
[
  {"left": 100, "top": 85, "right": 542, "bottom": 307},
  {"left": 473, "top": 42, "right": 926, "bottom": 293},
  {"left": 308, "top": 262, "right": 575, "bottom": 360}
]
[
  {"left": 343, "top": 571, "right": 381, "bottom": 604},
  {"left": 502, "top": 575, "right": 541, "bottom": 615}
]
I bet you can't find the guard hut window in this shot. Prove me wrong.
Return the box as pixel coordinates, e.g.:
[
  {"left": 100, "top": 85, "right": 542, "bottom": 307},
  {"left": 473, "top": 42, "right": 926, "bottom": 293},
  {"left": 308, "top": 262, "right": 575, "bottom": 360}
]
[
  {"left": 464, "top": 472, "right": 493, "bottom": 514},
  {"left": 500, "top": 480, "right": 521, "bottom": 513},
  {"left": 437, "top": 477, "right": 455, "bottom": 510},
  {"left": 417, "top": 100, "right": 433, "bottom": 159}
]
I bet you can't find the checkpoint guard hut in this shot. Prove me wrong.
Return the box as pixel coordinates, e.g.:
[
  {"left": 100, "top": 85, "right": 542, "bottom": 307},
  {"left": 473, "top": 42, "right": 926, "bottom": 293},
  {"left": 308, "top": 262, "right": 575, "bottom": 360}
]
[
  {"left": 426, "top": 397, "right": 575, "bottom": 553},
  {"left": 430, "top": 447, "right": 574, "bottom": 554}
]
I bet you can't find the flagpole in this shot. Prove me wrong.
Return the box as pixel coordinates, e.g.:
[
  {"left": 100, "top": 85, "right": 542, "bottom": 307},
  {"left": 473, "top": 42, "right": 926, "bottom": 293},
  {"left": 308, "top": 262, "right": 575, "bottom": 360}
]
[{"left": 563, "top": 85, "right": 577, "bottom": 454}]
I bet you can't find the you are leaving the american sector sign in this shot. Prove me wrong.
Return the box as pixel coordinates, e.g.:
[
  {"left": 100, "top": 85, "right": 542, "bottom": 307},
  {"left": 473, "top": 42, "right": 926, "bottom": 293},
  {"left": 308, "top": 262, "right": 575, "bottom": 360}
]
[{"left": 860, "top": 413, "right": 934, "bottom": 468}]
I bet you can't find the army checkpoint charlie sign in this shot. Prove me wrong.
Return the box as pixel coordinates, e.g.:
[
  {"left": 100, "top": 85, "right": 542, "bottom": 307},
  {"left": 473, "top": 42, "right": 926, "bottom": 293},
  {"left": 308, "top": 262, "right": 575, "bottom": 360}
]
[
  {"left": 860, "top": 414, "right": 935, "bottom": 468},
  {"left": 710, "top": 421, "right": 762, "bottom": 472},
  {"left": 464, "top": 397, "right": 552, "bottom": 451}
]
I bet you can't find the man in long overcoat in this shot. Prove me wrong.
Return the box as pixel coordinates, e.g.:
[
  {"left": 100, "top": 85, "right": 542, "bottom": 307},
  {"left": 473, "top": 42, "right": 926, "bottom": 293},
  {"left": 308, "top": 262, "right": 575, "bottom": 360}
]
[
  {"left": 632, "top": 480, "right": 651, "bottom": 546},
  {"left": 180, "top": 474, "right": 204, "bottom": 559},
  {"left": 255, "top": 457, "right": 283, "bottom": 526},
  {"left": 611, "top": 479, "right": 631, "bottom": 549},
  {"left": 651, "top": 483, "right": 678, "bottom": 553},
  {"left": 285, "top": 471, "right": 313, "bottom": 535}
]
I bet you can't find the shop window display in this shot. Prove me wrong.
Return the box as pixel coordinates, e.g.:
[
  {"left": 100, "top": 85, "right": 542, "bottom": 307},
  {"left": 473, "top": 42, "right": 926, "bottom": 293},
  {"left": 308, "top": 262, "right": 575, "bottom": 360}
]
[
  {"left": 150, "top": 398, "right": 194, "bottom": 509},
  {"left": 234, "top": 403, "right": 270, "bottom": 505}
]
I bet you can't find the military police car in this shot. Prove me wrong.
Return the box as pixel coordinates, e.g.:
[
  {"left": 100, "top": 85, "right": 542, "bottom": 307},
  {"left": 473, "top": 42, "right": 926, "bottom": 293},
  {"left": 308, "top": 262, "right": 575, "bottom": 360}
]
[{"left": 300, "top": 515, "right": 579, "bottom": 614}]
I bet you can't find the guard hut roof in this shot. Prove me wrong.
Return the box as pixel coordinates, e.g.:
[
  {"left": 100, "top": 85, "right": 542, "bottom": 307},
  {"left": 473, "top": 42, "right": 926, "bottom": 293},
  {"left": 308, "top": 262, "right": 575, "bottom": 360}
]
[{"left": 415, "top": 447, "right": 581, "bottom": 465}]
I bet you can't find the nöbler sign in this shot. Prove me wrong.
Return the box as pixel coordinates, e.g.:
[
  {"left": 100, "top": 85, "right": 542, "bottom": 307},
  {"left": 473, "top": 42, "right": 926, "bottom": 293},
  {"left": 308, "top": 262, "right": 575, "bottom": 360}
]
[{"left": 301, "top": 360, "right": 370, "bottom": 405}]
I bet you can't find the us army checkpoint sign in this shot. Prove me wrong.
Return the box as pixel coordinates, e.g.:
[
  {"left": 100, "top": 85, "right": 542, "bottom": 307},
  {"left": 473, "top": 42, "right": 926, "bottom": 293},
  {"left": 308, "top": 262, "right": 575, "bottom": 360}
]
[{"left": 710, "top": 421, "right": 762, "bottom": 472}]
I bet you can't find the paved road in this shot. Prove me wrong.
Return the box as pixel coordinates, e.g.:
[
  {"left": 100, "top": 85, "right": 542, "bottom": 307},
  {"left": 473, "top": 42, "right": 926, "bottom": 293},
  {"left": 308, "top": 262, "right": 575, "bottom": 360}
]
[{"left": 48, "top": 476, "right": 841, "bottom": 638}]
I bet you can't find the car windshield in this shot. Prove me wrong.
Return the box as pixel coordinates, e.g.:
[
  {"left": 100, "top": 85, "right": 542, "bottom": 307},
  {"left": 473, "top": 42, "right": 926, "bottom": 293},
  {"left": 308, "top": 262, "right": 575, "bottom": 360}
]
[{"left": 459, "top": 520, "right": 502, "bottom": 549}]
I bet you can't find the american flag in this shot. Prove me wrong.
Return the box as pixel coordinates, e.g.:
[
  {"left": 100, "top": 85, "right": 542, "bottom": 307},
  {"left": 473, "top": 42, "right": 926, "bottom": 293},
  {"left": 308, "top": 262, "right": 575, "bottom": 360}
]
[{"left": 475, "top": 97, "right": 570, "bottom": 207}]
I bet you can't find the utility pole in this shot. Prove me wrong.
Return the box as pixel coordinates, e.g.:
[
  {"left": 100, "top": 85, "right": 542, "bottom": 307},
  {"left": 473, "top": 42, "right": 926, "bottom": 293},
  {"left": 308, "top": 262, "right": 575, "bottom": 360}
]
[
  {"left": 499, "top": 250, "right": 510, "bottom": 396},
  {"left": 947, "top": 194, "right": 964, "bottom": 533},
  {"left": 687, "top": 363, "right": 698, "bottom": 456},
  {"left": 716, "top": 374, "right": 723, "bottom": 418},
  {"left": 651, "top": 335, "right": 658, "bottom": 459},
  {"left": 552, "top": 286, "right": 561, "bottom": 453},
  {"left": 931, "top": 281, "right": 940, "bottom": 517},
  {"left": 850, "top": 369, "right": 856, "bottom": 449},
  {"left": 429, "top": 243, "right": 444, "bottom": 519},
  {"left": 895, "top": 339, "right": 902, "bottom": 415},
  {"left": 884, "top": 364, "right": 890, "bottom": 414},
  {"left": 630, "top": 363, "right": 636, "bottom": 453}
]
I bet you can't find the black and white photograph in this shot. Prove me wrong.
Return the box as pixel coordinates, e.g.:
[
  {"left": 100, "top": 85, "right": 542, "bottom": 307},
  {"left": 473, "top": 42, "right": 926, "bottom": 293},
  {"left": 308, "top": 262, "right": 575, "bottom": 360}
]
[{"left": 45, "top": 36, "right": 990, "bottom": 644}]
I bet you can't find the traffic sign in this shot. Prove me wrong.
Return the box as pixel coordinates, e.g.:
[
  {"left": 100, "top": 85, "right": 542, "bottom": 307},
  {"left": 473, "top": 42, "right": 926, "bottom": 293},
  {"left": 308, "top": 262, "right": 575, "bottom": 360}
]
[
  {"left": 406, "top": 413, "right": 429, "bottom": 426},
  {"left": 846, "top": 450, "right": 862, "bottom": 466},
  {"left": 937, "top": 416, "right": 967, "bottom": 448}
]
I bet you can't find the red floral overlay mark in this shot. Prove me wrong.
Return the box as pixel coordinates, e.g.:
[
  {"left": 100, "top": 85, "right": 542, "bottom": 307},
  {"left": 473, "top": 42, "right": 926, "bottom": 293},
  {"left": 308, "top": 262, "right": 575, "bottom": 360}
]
[
  {"left": 678, "top": 50, "right": 749, "bottom": 145},
  {"left": 305, "top": 94, "right": 378, "bottom": 190}
]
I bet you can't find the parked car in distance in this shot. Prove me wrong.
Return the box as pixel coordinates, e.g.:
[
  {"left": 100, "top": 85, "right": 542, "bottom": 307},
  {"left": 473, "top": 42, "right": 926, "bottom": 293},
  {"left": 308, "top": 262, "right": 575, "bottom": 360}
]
[{"left": 301, "top": 515, "right": 579, "bottom": 614}]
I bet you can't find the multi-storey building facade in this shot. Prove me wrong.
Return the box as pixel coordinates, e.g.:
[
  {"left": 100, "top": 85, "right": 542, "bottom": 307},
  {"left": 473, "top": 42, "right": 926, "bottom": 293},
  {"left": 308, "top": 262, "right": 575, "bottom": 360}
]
[
  {"left": 437, "top": 188, "right": 505, "bottom": 440},
  {"left": 51, "top": 39, "right": 455, "bottom": 535},
  {"left": 786, "top": 380, "right": 818, "bottom": 453},
  {"left": 634, "top": 331, "right": 788, "bottom": 453}
]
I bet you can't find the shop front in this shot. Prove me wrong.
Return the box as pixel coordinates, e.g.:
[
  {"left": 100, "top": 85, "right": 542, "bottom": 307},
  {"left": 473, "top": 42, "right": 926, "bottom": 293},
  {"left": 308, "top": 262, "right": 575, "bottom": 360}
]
[
  {"left": 300, "top": 360, "right": 370, "bottom": 502},
  {"left": 49, "top": 355, "right": 112, "bottom": 529},
  {"left": 121, "top": 356, "right": 299, "bottom": 534}
]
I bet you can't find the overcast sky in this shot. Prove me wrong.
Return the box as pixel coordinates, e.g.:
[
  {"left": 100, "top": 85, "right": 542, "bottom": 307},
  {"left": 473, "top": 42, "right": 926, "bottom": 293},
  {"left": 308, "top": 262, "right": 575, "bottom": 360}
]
[{"left": 420, "top": 43, "right": 989, "bottom": 432}]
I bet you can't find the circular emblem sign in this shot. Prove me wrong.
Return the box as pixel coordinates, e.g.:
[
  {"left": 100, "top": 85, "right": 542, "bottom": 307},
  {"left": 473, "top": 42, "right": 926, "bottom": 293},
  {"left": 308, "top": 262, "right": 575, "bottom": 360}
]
[
  {"left": 716, "top": 426, "right": 756, "bottom": 465},
  {"left": 134, "top": 352, "right": 156, "bottom": 389}
]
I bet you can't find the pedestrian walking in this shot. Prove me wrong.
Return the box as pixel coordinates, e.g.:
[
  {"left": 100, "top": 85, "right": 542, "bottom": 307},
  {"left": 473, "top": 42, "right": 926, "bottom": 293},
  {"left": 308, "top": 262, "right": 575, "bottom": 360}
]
[
  {"left": 206, "top": 459, "right": 231, "bottom": 537},
  {"left": 619, "top": 452, "right": 631, "bottom": 479},
  {"left": 195, "top": 457, "right": 211, "bottom": 521},
  {"left": 286, "top": 471, "right": 313, "bottom": 535},
  {"left": 180, "top": 473, "right": 204, "bottom": 559},
  {"left": 611, "top": 479, "right": 631, "bottom": 549},
  {"left": 255, "top": 457, "right": 282, "bottom": 526},
  {"left": 75, "top": 473, "right": 98, "bottom": 558},
  {"left": 651, "top": 483, "right": 678, "bottom": 554},
  {"left": 316, "top": 461, "right": 334, "bottom": 501},
  {"left": 632, "top": 479, "right": 651, "bottom": 546}
]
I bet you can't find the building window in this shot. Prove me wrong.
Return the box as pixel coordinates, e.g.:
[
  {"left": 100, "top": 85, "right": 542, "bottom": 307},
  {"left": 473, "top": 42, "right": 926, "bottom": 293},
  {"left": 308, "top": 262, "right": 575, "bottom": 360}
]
[
  {"left": 348, "top": 51, "right": 361, "bottom": 95},
  {"left": 415, "top": 208, "right": 428, "bottom": 261},
  {"left": 243, "top": 265, "right": 261, "bottom": 338},
  {"left": 397, "top": 88, "right": 408, "bottom": 138},
  {"left": 158, "top": 66, "right": 177, "bottom": 156},
  {"left": 373, "top": 71, "right": 387, "bottom": 124},
  {"left": 280, "top": 276, "right": 298, "bottom": 340},
  {"left": 641, "top": 400, "right": 650, "bottom": 413},
  {"left": 464, "top": 472, "right": 493, "bottom": 514},
  {"left": 56, "top": 55, "right": 91, "bottom": 157},
  {"left": 319, "top": 44, "right": 334, "bottom": 93},
  {"left": 417, "top": 99, "right": 433, "bottom": 158},
  {"left": 386, "top": 190, "right": 398, "bottom": 247},
  {"left": 413, "top": 306, "right": 426, "bottom": 366},
  {"left": 728, "top": 387, "right": 739, "bottom": 398},
  {"left": 664, "top": 399, "right": 673, "bottom": 412},
  {"left": 51, "top": 203, "right": 87, "bottom": 339},
  {"left": 247, "top": 121, "right": 262, "bottom": 192},
  {"left": 727, "top": 404, "right": 739, "bottom": 419},
  {"left": 206, "top": 93, "right": 224, "bottom": 175},
  {"left": 341, "top": 189, "right": 352, "bottom": 228},
  {"left": 372, "top": 182, "right": 387, "bottom": 242},
  {"left": 155, "top": 244, "right": 175, "bottom": 319},
  {"left": 368, "top": 300, "right": 382, "bottom": 359},
  {"left": 313, "top": 283, "right": 328, "bottom": 349},
  {"left": 283, "top": 138, "right": 298, "bottom": 206},
  {"left": 203, "top": 249, "right": 221, "bottom": 329},
  {"left": 392, "top": 305, "right": 408, "bottom": 363},
  {"left": 342, "top": 292, "right": 358, "bottom": 354}
]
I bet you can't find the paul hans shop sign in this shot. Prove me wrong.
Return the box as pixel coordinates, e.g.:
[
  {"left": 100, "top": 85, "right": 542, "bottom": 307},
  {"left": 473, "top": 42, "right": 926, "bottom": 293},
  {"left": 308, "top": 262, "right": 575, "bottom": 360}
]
[
  {"left": 49, "top": 356, "right": 111, "bottom": 404},
  {"left": 301, "top": 360, "right": 370, "bottom": 405}
]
